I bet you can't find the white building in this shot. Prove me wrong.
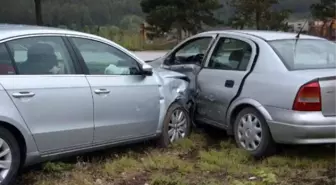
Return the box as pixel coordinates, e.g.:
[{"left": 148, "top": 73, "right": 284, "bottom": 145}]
[{"left": 287, "top": 20, "right": 310, "bottom": 33}]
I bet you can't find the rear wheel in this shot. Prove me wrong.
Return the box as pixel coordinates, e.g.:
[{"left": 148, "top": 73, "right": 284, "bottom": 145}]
[
  {"left": 233, "top": 107, "right": 276, "bottom": 158},
  {"left": 156, "top": 103, "right": 191, "bottom": 147},
  {"left": 0, "top": 127, "right": 21, "bottom": 185}
]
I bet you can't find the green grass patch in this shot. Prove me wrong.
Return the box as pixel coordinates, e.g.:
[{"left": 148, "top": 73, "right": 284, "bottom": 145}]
[
  {"left": 142, "top": 152, "right": 194, "bottom": 174},
  {"left": 17, "top": 132, "right": 335, "bottom": 185},
  {"left": 150, "top": 173, "right": 188, "bottom": 185},
  {"left": 104, "top": 156, "right": 141, "bottom": 175},
  {"left": 42, "top": 162, "right": 74, "bottom": 173}
]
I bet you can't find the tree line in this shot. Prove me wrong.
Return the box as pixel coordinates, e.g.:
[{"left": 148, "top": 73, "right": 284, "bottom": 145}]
[
  {"left": 141, "top": 0, "right": 335, "bottom": 35},
  {"left": 0, "top": 0, "right": 334, "bottom": 34},
  {"left": 0, "top": 0, "right": 144, "bottom": 28}
]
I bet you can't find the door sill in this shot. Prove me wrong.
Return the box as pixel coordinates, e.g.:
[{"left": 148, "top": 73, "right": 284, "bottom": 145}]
[
  {"left": 195, "top": 117, "right": 228, "bottom": 130},
  {"left": 40, "top": 134, "right": 157, "bottom": 159}
]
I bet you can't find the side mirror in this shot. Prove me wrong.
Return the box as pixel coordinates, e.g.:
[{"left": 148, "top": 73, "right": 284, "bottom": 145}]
[
  {"left": 141, "top": 63, "right": 153, "bottom": 76},
  {"left": 163, "top": 55, "right": 173, "bottom": 65}
]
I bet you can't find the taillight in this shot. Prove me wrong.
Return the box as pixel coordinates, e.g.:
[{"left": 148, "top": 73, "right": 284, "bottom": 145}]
[{"left": 293, "top": 81, "right": 321, "bottom": 111}]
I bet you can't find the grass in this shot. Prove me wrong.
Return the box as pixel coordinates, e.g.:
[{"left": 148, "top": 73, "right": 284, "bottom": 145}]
[{"left": 15, "top": 127, "right": 335, "bottom": 185}]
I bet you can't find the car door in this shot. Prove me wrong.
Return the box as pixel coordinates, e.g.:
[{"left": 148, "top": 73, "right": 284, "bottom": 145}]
[
  {"left": 196, "top": 35, "right": 257, "bottom": 126},
  {"left": 0, "top": 36, "right": 94, "bottom": 154},
  {"left": 69, "top": 37, "right": 160, "bottom": 144},
  {"left": 162, "top": 36, "right": 217, "bottom": 94}
]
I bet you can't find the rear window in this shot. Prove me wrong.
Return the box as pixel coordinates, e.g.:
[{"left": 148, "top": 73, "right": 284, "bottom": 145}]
[{"left": 269, "top": 39, "right": 336, "bottom": 70}]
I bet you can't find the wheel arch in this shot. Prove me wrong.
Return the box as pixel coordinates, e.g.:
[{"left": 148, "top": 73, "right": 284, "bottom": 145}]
[
  {"left": 226, "top": 98, "right": 272, "bottom": 135},
  {"left": 0, "top": 121, "right": 27, "bottom": 167},
  {"left": 0, "top": 114, "right": 40, "bottom": 167}
]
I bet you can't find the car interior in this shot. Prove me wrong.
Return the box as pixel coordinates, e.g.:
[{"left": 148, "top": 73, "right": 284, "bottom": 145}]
[{"left": 0, "top": 47, "right": 15, "bottom": 75}]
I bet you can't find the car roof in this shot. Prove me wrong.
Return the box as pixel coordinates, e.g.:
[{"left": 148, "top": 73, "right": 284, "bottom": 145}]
[
  {"left": 199, "top": 30, "right": 324, "bottom": 41},
  {"left": 0, "top": 24, "right": 89, "bottom": 41}
]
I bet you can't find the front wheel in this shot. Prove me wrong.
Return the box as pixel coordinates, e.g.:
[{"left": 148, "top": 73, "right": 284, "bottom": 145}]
[
  {"left": 156, "top": 103, "right": 191, "bottom": 148},
  {"left": 233, "top": 107, "right": 276, "bottom": 158}
]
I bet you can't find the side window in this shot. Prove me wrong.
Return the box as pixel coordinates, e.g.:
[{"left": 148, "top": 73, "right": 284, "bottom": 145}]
[
  {"left": 71, "top": 38, "right": 141, "bottom": 75},
  {"left": 208, "top": 38, "right": 252, "bottom": 71},
  {"left": 7, "top": 37, "right": 76, "bottom": 75},
  {"left": 166, "top": 37, "right": 212, "bottom": 65},
  {"left": 0, "top": 44, "right": 15, "bottom": 75}
]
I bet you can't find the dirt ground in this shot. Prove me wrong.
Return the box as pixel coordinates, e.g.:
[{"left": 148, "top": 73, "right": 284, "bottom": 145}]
[{"left": 15, "top": 126, "right": 335, "bottom": 185}]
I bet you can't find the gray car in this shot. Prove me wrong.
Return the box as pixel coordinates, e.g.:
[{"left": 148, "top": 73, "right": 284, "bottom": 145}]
[
  {"left": 148, "top": 30, "right": 336, "bottom": 157},
  {"left": 0, "top": 24, "right": 192, "bottom": 185}
]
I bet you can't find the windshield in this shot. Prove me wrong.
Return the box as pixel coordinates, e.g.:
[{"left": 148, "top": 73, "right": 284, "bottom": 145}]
[{"left": 269, "top": 39, "right": 336, "bottom": 70}]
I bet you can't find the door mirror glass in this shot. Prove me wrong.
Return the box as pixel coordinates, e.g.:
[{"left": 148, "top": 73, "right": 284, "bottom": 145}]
[{"left": 141, "top": 63, "right": 153, "bottom": 76}]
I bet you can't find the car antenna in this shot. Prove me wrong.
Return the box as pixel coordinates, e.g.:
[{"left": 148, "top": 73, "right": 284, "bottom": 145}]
[
  {"left": 293, "top": 18, "right": 310, "bottom": 66},
  {"left": 295, "top": 19, "right": 309, "bottom": 39}
]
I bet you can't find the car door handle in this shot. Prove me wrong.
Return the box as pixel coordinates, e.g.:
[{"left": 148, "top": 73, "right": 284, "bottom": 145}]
[
  {"left": 225, "top": 80, "right": 234, "bottom": 88},
  {"left": 12, "top": 91, "right": 35, "bottom": 98},
  {"left": 94, "top": 89, "right": 110, "bottom": 94}
]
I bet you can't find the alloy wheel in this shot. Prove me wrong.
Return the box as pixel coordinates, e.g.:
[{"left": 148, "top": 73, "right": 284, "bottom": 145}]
[
  {"left": 168, "top": 109, "right": 187, "bottom": 143},
  {"left": 0, "top": 138, "right": 12, "bottom": 182}
]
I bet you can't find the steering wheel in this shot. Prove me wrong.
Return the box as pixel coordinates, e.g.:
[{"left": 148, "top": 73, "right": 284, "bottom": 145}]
[{"left": 185, "top": 53, "right": 204, "bottom": 64}]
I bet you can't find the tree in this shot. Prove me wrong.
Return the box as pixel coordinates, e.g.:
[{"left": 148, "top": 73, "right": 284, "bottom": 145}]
[
  {"left": 229, "top": 0, "right": 290, "bottom": 30},
  {"left": 263, "top": 9, "right": 291, "bottom": 30},
  {"left": 311, "top": 0, "right": 336, "bottom": 20},
  {"left": 34, "top": 0, "right": 43, "bottom": 25},
  {"left": 140, "top": 0, "right": 223, "bottom": 37},
  {"left": 120, "top": 15, "right": 144, "bottom": 32},
  {"left": 1, "top": 0, "right": 319, "bottom": 29}
]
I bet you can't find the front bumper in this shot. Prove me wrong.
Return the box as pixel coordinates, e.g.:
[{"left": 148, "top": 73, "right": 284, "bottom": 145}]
[{"left": 265, "top": 106, "right": 336, "bottom": 144}]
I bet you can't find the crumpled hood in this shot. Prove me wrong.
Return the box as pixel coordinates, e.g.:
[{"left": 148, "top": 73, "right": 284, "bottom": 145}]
[{"left": 153, "top": 67, "right": 189, "bottom": 81}]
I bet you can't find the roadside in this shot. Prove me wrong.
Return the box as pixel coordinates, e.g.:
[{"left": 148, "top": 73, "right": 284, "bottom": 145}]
[
  {"left": 132, "top": 51, "right": 168, "bottom": 62},
  {"left": 15, "top": 126, "right": 335, "bottom": 185}
]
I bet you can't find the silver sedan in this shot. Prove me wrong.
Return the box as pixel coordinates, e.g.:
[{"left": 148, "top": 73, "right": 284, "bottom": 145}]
[
  {"left": 0, "top": 24, "right": 192, "bottom": 185},
  {"left": 148, "top": 30, "right": 336, "bottom": 158}
]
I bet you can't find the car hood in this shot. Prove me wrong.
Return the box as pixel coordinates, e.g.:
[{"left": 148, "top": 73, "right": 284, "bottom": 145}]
[
  {"left": 147, "top": 57, "right": 164, "bottom": 68},
  {"left": 153, "top": 67, "right": 188, "bottom": 80}
]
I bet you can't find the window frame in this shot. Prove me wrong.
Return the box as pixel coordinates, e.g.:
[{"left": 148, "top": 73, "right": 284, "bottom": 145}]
[
  {"left": 163, "top": 36, "right": 214, "bottom": 66},
  {"left": 67, "top": 35, "right": 143, "bottom": 76},
  {"left": 203, "top": 35, "right": 257, "bottom": 72},
  {"left": 0, "top": 34, "right": 83, "bottom": 75},
  {"left": 0, "top": 43, "right": 18, "bottom": 75}
]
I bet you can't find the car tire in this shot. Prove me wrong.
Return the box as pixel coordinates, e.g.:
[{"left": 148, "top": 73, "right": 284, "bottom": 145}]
[
  {"left": 233, "top": 107, "right": 276, "bottom": 158},
  {"left": 0, "top": 126, "right": 21, "bottom": 185},
  {"left": 156, "top": 102, "right": 191, "bottom": 148}
]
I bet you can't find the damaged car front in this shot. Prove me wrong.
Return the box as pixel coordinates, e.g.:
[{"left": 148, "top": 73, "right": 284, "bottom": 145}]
[
  {"left": 149, "top": 66, "right": 194, "bottom": 144},
  {"left": 154, "top": 67, "right": 193, "bottom": 111}
]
